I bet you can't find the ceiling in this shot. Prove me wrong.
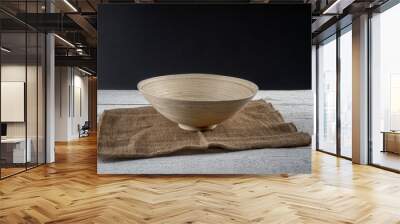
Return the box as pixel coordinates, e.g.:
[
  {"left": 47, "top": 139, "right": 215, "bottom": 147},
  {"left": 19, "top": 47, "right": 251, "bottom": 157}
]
[{"left": 0, "top": 0, "right": 390, "bottom": 74}]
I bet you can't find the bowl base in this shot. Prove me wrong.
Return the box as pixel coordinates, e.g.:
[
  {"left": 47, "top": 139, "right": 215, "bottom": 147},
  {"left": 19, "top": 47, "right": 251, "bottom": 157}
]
[{"left": 178, "top": 124, "right": 217, "bottom": 131}]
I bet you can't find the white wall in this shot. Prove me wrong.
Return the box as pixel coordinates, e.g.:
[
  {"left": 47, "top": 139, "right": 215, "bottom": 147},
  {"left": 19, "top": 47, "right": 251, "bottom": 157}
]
[
  {"left": 55, "top": 67, "right": 89, "bottom": 141},
  {"left": 55, "top": 67, "right": 69, "bottom": 141},
  {"left": 1, "top": 65, "right": 40, "bottom": 137},
  {"left": 1, "top": 65, "right": 28, "bottom": 140},
  {"left": 71, "top": 73, "right": 89, "bottom": 138}
]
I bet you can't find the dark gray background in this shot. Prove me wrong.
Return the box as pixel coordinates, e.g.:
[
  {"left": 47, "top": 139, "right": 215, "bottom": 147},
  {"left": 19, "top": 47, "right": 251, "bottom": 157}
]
[{"left": 98, "top": 4, "right": 311, "bottom": 90}]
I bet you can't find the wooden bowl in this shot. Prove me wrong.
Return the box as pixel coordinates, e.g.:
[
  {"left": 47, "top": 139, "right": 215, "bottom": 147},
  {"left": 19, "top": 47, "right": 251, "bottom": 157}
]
[{"left": 138, "top": 74, "right": 258, "bottom": 131}]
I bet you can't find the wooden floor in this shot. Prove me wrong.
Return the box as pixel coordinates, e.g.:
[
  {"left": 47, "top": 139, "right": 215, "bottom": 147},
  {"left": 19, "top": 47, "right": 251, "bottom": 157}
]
[
  {"left": 1, "top": 167, "right": 26, "bottom": 178},
  {"left": 1, "top": 136, "right": 400, "bottom": 223},
  {"left": 372, "top": 150, "right": 400, "bottom": 171}
]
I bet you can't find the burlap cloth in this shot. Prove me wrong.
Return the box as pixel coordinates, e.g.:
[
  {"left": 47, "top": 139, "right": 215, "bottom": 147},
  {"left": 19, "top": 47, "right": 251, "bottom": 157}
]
[{"left": 98, "top": 100, "right": 311, "bottom": 159}]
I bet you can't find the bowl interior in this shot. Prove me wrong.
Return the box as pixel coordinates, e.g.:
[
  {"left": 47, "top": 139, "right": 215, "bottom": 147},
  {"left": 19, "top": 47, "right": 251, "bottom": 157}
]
[{"left": 138, "top": 74, "right": 258, "bottom": 101}]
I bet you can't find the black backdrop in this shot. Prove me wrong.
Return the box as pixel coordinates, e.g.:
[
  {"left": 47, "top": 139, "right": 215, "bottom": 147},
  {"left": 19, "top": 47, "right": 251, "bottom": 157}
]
[{"left": 98, "top": 4, "right": 311, "bottom": 90}]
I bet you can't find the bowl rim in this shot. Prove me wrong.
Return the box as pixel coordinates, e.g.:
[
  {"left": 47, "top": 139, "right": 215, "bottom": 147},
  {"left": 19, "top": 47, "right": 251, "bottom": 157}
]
[{"left": 137, "top": 73, "right": 259, "bottom": 102}]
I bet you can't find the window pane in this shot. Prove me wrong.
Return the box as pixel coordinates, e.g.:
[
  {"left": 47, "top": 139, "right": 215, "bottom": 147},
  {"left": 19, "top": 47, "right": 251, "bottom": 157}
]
[
  {"left": 340, "top": 29, "right": 352, "bottom": 158},
  {"left": 1, "top": 31, "right": 27, "bottom": 178},
  {"left": 371, "top": 3, "right": 400, "bottom": 171},
  {"left": 38, "top": 33, "right": 46, "bottom": 165},
  {"left": 318, "top": 37, "right": 337, "bottom": 154},
  {"left": 27, "top": 31, "right": 38, "bottom": 169}
]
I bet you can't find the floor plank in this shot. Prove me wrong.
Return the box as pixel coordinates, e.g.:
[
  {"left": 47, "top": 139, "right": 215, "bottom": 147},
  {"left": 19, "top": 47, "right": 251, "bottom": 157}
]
[{"left": 1, "top": 135, "right": 400, "bottom": 224}]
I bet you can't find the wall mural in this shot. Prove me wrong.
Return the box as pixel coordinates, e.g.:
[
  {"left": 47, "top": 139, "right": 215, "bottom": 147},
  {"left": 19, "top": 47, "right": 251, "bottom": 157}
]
[{"left": 97, "top": 4, "right": 313, "bottom": 175}]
